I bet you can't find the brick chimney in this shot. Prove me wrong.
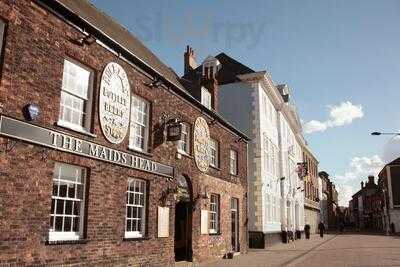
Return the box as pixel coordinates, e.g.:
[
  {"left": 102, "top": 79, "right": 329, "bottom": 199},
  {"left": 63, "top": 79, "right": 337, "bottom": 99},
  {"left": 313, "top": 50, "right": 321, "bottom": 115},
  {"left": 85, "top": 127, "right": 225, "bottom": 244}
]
[
  {"left": 368, "top": 175, "right": 375, "bottom": 185},
  {"left": 184, "top": 45, "right": 197, "bottom": 76}
]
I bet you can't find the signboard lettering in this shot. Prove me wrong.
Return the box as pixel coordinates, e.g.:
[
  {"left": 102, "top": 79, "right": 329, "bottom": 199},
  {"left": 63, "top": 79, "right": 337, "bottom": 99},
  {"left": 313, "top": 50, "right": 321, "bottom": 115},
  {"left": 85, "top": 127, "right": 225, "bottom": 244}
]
[{"left": 0, "top": 116, "right": 173, "bottom": 178}]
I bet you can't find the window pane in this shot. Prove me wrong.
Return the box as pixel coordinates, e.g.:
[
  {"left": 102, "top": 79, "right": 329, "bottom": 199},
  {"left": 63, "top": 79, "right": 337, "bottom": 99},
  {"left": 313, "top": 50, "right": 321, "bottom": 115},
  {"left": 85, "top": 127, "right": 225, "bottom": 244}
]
[
  {"left": 55, "top": 216, "right": 63, "bottom": 231},
  {"left": 65, "top": 200, "right": 73, "bottom": 215},
  {"left": 64, "top": 217, "right": 72, "bottom": 231},
  {"left": 56, "top": 200, "right": 64, "bottom": 214},
  {"left": 73, "top": 217, "right": 80, "bottom": 232}
]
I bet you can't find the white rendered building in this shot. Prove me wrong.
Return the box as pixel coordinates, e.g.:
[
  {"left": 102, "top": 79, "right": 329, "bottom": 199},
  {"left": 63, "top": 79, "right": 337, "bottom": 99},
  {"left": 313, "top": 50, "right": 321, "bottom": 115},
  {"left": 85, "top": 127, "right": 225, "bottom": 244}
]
[{"left": 200, "top": 53, "right": 306, "bottom": 247}]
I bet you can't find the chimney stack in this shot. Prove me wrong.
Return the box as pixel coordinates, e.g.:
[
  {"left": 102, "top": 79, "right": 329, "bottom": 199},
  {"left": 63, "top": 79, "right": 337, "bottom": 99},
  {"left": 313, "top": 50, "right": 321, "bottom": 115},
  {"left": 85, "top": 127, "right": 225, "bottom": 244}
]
[
  {"left": 184, "top": 45, "right": 197, "bottom": 75},
  {"left": 361, "top": 181, "right": 364, "bottom": 189},
  {"left": 368, "top": 175, "right": 375, "bottom": 185}
]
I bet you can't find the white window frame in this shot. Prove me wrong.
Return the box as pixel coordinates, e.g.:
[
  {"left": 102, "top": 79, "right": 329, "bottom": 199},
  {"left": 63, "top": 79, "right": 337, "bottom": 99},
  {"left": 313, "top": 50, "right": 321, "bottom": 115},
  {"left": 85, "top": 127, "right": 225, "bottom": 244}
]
[
  {"left": 209, "top": 138, "right": 219, "bottom": 168},
  {"left": 177, "top": 122, "right": 190, "bottom": 155},
  {"left": 58, "top": 59, "right": 93, "bottom": 134},
  {"left": 129, "top": 95, "right": 150, "bottom": 152},
  {"left": 125, "top": 178, "right": 147, "bottom": 238},
  {"left": 201, "top": 87, "right": 212, "bottom": 109},
  {"left": 209, "top": 194, "right": 220, "bottom": 234},
  {"left": 49, "top": 163, "right": 86, "bottom": 242},
  {"left": 229, "top": 149, "right": 238, "bottom": 175}
]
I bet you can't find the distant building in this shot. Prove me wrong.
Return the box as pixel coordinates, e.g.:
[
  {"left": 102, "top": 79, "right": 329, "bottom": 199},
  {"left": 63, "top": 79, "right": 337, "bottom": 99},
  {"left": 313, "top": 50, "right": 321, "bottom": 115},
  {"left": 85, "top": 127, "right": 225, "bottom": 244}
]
[
  {"left": 349, "top": 176, "right": 383, "bottom": 231},
  {"left": 302, "top": 145, "right": 320, "bottom": 234},
  {"left": 318, "top": 171, "right": 330, "bottom": 229}
]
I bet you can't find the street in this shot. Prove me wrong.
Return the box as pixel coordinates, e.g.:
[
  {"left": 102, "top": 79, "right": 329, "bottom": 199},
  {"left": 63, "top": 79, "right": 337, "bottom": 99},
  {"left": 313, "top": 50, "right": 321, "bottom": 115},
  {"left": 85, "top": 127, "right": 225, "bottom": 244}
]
[{"left": 198, "top": 234, "right": 400, "bottom": 267}]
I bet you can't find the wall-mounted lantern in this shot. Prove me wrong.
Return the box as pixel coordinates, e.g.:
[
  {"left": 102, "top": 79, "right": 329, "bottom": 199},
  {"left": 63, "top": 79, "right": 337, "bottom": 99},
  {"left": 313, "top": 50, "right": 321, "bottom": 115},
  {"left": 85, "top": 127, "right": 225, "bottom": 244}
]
[
  {"left": 166, "top": 119, "right": 183, "bottom": 142},
  {"left": 22, "top": 103, "right": 40, "bottom": 121}
]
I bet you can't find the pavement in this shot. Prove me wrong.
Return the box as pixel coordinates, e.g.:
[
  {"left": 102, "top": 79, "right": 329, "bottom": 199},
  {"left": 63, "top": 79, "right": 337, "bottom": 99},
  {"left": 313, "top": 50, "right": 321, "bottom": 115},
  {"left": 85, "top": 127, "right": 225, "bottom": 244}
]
[{"left": 196, "top": 233, "right": 400, "bottom": 267}]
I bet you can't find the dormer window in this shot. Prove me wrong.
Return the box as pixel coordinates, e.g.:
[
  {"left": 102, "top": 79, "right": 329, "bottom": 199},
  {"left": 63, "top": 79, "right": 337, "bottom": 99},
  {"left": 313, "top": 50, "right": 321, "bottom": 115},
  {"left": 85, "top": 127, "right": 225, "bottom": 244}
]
[
  {"left": 202, "top": 55, "right": 221, "bottom": 79},
  {"left": 201, "top": 87, "right": 212, "bottom": 109}
]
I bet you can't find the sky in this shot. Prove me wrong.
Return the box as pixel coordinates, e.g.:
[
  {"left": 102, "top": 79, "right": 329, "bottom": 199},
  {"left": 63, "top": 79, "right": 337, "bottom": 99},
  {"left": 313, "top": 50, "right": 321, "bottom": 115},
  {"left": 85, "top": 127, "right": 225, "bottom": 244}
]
[{"left": 90, "top": 0, "right": 400, "bottom": 206}]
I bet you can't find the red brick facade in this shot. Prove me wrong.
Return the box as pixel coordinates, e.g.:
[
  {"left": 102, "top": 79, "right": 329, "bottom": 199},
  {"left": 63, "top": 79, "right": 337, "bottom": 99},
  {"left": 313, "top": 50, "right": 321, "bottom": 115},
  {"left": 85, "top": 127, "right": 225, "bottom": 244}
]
[{"left": 0, "top": 1, "right": 248, "bottom": 266}]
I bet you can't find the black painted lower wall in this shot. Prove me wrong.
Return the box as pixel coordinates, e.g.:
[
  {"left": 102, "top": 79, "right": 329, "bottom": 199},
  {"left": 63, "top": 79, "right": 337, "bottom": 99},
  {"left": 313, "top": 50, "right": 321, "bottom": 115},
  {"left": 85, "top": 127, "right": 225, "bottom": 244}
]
[{"left": 249, "top": 231, "right": 283, "bottom": 248}]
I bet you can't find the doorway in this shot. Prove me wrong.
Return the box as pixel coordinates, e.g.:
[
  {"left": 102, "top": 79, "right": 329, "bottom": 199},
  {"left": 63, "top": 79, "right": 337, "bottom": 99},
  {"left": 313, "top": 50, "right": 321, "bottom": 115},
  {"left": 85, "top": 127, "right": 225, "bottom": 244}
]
[
  {"left": 174, "top": 175, "right": 193, "bottom": 262},
  {"left": 231, "top": 198, "right": 239, "bottom": 252},
  {"left": 174, "top": 201, "right": 192, "bottom": 261}
]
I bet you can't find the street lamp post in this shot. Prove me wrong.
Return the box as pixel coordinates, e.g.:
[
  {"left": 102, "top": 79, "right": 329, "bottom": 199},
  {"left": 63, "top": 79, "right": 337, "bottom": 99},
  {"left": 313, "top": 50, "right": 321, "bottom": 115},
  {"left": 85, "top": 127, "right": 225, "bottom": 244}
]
[{"left": 371, "top": 131, "right": 397, "bottom": 235}]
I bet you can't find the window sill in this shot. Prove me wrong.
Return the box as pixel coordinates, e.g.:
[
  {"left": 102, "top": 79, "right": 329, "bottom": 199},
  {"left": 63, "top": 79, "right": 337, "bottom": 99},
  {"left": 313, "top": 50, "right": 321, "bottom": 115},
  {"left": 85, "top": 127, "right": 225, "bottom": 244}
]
[
  {"left": 55, "top": 122, "right": 97, "bottom": 138},
  {"left": 127, "top": 146, "right": 153, "bottom": 158},
  {"left": 178, "top": 151, "right": 193, "bottom": 159},
  {"left": 210, "top": 165, "right": 221, "bottom": 171},
  {"left": 209, "top": 232, "right": 222, "bottom": 236},
  {"left": 45, "top": 239, "right": 88, "bottom": 246},
  {"left": 123, "top": 237, "right": 150, "bottom": 242}
]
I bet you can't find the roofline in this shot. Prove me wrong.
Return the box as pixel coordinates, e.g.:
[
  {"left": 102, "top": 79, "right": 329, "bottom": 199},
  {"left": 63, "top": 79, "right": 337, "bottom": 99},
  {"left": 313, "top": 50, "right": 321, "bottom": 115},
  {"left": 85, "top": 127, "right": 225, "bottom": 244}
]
[
  {"left": 302, "top": 144, "right": 319, "bottom": 163},
  {"left": 37, "top": 0, "right": 250, "bottom": 141}
]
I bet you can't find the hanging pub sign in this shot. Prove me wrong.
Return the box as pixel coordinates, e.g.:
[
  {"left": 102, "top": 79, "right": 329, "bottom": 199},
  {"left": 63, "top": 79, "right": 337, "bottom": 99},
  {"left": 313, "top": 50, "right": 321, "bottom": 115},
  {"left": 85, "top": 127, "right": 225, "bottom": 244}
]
[
  {"left": 99, "top": 62, "right": 131, "bottom": 144},
  {"left": 166, "top": 121, "right": 182, "bottom": 142},
  {"left": 296, "top": 162, "right": 308, "bottom": 179},
  {"left": 193, "top": 117, "right": 210, "bottom": 173},
  {"left": 0, "top": 116, "right": 174, "bottom": 178}
]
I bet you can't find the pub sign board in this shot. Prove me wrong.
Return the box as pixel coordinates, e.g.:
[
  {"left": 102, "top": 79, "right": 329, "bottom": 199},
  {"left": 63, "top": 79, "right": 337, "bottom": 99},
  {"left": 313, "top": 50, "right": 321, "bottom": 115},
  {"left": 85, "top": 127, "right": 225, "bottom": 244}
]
[
  {"left": 99, "top": 62, "right": 131, "bottom": 144},
  {"left": 0, "top": 116, "right": 174, "bottom": 178}
]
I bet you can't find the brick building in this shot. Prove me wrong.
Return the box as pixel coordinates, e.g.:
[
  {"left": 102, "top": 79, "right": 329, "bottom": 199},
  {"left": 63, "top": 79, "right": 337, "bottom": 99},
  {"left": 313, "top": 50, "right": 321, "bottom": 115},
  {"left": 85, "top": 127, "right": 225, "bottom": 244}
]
[
  {"left": 0, "top": 1, "right": 249, "bottom": 266},
  {"left": 302, "top": 145, "right": 320, "bottom": 234},
  {"left": 349, "top": 176, "right": 383, "bottom": 231}
]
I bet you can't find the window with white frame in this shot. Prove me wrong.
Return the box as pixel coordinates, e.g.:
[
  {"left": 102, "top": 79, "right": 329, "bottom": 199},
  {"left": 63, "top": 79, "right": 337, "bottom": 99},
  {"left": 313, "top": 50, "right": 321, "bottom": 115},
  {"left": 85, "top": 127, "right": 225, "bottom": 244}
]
[
  {"left": 209, "top": 138, "right": 219, "bottom": 168},
  {"left": 263, "top": 134, "right": 279, "bottom": 177},
  {"left": 130, "top": 95, "right": 150, "bottom": 152},
  {"left": 209, "top": 194, "right": 220, "bottom": 233},
  {"left": 58, "top": 59, "right": 93, "bottom": 132},
  {"left": 177, "top": 122, "right": 190, "bottom": 155},
  {"left": 229, "top": 149, "right": 238, "bottom": 175},
  {"left": 201, "top": 87, "right": 212, "bottom": 109},
  {"left": 125, "top": 178, "right": 147, "bottom": 238},
  {"left": 49, "top": 163, "right": 86, "bottom": 241}
]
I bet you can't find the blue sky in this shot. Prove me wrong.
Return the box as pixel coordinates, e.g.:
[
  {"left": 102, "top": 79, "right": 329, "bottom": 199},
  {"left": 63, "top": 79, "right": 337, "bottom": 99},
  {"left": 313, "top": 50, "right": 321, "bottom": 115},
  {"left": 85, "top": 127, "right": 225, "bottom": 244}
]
[{"left": 91, "top": 0, "right": 400, "bottom": 205}]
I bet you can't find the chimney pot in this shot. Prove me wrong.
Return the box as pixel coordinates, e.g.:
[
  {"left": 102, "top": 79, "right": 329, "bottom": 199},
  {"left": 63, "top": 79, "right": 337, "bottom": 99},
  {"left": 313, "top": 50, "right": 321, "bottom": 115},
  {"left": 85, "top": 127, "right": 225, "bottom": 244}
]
[{"left": 184, "top": 45, "right": 198, "bottom": 75}]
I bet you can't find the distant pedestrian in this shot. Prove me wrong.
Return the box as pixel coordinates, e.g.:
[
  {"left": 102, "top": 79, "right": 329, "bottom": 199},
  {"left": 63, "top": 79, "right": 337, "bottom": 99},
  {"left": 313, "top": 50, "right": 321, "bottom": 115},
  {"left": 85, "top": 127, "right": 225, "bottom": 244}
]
[
  {"left": 339, "top": 221, "right": 345, "bottom": 233},
  {"left": 318, "top": 221, "right": 325, "bottom": 238},
  {"left": 288, "top": 224, "right": 295, "bottom": 242},
  {"left": 304, "top": 224, "right": 311, "bottom": 239}
]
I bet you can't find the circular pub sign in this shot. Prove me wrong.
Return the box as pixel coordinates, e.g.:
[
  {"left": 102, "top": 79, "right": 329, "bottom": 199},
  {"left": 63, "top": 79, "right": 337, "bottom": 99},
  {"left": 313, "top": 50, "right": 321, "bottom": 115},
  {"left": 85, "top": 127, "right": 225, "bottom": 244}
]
[
  {"left": 193, "top": 117, "right": 210, "bottom": 172},
  {"left": 99, "top": 62, "right": 131, "bottom": 144}
]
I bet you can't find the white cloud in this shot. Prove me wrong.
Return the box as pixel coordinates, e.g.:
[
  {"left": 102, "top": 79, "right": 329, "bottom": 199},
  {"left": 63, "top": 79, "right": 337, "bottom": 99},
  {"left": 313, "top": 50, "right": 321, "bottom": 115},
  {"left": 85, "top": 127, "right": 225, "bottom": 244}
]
[
  {"left": 336, "top": 155, "right": 383, "bottom": 181},
  {"left": 336, "top": 184, "right": 354, "bottom": 207},
  {"left": 303, "top": 120, "right": 328, "bottom": 134},
  {"left": 334, "top": 155, "right": 384, "bottom": 207},
  {"left": 303, "top": 101, "right": 364, "bottom": 134},
  {"left": 382, "top": 135, "right": 400, "bottom": 164}
]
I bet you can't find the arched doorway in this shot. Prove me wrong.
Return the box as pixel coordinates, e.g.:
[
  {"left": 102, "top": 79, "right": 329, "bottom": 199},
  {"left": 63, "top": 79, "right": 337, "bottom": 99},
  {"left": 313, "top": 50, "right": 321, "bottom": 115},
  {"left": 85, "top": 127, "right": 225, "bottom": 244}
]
[{"left": 174, "top": 175, "right": 193, "bottom": 262}]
